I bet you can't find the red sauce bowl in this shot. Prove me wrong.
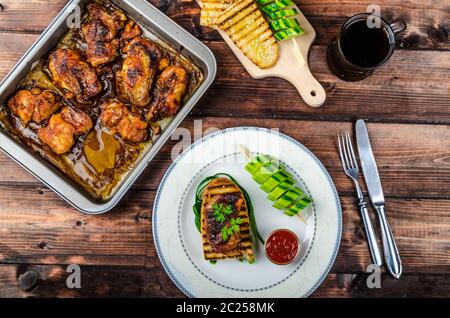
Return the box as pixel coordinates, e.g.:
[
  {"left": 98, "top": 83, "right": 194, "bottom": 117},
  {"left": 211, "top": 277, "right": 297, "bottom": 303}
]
[{"left": 264, "top": 229, "right": 299, "bottom": 265}]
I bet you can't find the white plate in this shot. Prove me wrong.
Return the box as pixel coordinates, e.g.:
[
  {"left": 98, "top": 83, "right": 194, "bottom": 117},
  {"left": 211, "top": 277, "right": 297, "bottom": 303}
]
[{"left": 152, "top": 127, "right": 342, "bottom": 297}]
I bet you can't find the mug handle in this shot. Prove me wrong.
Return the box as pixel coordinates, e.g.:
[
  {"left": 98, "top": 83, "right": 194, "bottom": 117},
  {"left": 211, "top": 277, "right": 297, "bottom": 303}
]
[{"left": 390, "top": 20, "right": 407, "bottom": 35}]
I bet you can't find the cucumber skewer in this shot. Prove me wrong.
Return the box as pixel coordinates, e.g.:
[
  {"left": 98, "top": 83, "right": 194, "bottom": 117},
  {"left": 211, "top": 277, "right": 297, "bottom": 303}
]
[
  {"left": 239, "top": 145, "right": 309, "bottom": 223},
  {"left": 255, "top": 0, "right": 306, "bottom": 67}
]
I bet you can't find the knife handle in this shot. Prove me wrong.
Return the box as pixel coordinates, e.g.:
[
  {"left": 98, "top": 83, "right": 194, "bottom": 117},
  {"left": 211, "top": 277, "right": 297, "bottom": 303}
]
[
  {"left": 375, "top": 205, "right": 402, "bottom": 279},
  {"left": 356, "top": 193, "right": 383, "bottom": 267}
]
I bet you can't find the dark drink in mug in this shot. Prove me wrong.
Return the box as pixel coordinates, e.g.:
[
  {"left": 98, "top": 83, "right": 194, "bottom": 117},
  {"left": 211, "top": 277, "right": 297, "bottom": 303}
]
[{"left": 327, "top": 13, "right": 406, "bottom": 81}]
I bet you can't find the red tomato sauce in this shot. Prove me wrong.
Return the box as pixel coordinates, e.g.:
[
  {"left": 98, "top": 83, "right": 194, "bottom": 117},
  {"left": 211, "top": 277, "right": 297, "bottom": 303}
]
[{"left": 265, "top": 229, "right": 299, "bottom": 265}]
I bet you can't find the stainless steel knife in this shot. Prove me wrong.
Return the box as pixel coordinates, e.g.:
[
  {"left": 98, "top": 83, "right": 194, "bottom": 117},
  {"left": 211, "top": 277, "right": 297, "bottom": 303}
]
[{"left": 355, "top": 119, "right": 402, "bottom": 279}]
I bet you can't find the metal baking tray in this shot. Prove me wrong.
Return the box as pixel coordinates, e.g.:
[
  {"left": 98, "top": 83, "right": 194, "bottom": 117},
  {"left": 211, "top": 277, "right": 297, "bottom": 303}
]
[{"left": 0, "top": 0, "right": 216, "bottom": 214}]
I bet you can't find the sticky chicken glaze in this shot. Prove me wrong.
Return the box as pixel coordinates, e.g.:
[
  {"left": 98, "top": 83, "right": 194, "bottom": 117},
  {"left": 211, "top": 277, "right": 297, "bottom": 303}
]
[
  {"left": 116, "top": 36, "right": 169, "bottom": 107},
  {"left": 0, "top": 0, "right": 203, "bottom": 200},
  {"left": 120, "top": 20, "right": 142, "bottom": 45},
  {"left": 7, "top": 89, "right": 59, "bottom": 125},
  {"left": 148, "top": 66, "right": 189, "bottom": 121},
  {"left": 38, "top": 107, "right": 93, "bottom": 155},
  {"left": 81, "top": 3, "right": 127, "bottom": 67},
  {"left": 100, "top": 100, "right": 148, "bottom": 143},
  {"left": 49, "top": 48, "right": 102, "bottom": 103}
]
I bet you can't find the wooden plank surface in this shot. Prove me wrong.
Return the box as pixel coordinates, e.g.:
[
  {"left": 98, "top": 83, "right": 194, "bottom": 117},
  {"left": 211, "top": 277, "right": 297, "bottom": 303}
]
[
  {"left": 0, "top": 118, "right": 448, "bottom": 199},
  {"left": 1, "top": 263, "right": 449, "bottom": 298},
  {"left": 0, "top": 0, "right": 449, "bottom": 298},
  {"left": 0, "top": 186, "right": 449, "bottom": 274},
  {"left": 0, "top": 0, "right": 449, "bottom": 51},
  {"left": 1, "top": 34, "right": 449, "bottom": 124}
]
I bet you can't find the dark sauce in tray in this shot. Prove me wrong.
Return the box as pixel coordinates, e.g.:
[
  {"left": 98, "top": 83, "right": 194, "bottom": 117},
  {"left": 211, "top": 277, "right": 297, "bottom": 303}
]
[{"left": 0, "top": 0, "right": 204, "bottom": 201}]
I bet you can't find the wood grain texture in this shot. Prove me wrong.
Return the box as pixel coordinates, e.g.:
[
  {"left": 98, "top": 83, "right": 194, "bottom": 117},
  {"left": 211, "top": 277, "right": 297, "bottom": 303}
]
[
  {"left": 199, "top": 43, "right": 450, "bottom": 123},
  {"left": 0, "top": 185, "right": 449, "bottom": 275},
  {"left": 0, "top": 264, "right": 184, "bottom": 298},
  {"left": 0, "top": 0, "right": 448, "bottom": 51},
  {"left": 0, "top": 0, "right": 449, "bottom": 298},
  {"left": 1, "top": 35, "right": 449, "bottom": 123},
  {"left": 0, "top": 187, "right": 154, "bottom": 267},
  {"left": 0, "top": 0, "right": 67, "bottom": 32},
  {"left": 312, "top": 273, "right": 450, "bottom": 298},
  {"left": 0, "top": 118, "right": 448, "bottom": 198},
  {"left": 0, "top": 263, "right": 448, "bottom": 297}
]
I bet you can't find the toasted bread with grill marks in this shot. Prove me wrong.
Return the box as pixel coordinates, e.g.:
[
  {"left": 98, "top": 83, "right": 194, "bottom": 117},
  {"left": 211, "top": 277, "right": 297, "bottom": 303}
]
[
  {"left": 199, "top": 0, "right": 234, "bottom": 27},
  {"left": 218, "top": 0, "right": 279, "bottom": 69},
  {"left": 200, "top": 177, "right": 254, "bottom": 261}
]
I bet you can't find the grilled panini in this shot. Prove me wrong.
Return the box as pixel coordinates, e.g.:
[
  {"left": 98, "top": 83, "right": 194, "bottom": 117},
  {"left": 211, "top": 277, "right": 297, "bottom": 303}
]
[
  {"left": 200, "top": 0, "right": 234, "bottom": 27},
  {"left": 200, "top": 177, "right": 254, "bottom": 261},
  {"left": 200, "top": 0, "right": 279, "bottom": 69}
]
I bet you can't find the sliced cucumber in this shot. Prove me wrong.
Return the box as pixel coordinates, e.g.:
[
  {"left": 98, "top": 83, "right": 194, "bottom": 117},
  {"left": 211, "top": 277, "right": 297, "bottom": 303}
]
[
  {"left": 274, "top": 26, "right": 305, "bottom": 41},
  {"left": 256, "top": 0, "right": 275, "bottom": 5},
  {"left": 267, "top": 179, "right": 295, "bottom": 201},
  {"left": 244, "top": 153, "right": 313, "bottom": 219},
  {"left": 284, "top": 195, "right": 312, "bottom": 216},
  {"left": 284, "top": 210, "right": 298, "bottom": 217},
  {"left": 300, "top": 195, "right": 313, "bottom": 204},
  {"left": 261, "top": 0, "right": 295, "bottom": 14},
  {"left": 260, "top": 170, "right": 291, "bottom": 193},
  {"left": 273, "top": 186, "right": 304, "bottom": 209},
  {"left": 268, "top": 8, "right": 298, "bottom": 20},
  {"left": 269, "top": 17, "right": 300, "bottom": 31},
  {"left": 252, "top": 162, "right": 284, "bottom": 184},
  {"left": 245, "top": 154, "right": 274, "bottom": 175}
]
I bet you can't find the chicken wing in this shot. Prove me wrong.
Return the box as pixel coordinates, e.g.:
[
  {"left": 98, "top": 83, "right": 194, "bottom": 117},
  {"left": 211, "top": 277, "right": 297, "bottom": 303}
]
[
  {"left": 86, "top": 3, "right": 126, "bottom": 41},
  {"left": 49, "top": 48, "right": 102, "bottom": 103},
  {"left": 116, "top": 37, "right": 169, "bottom": 107},
  {"left": 120, "top": 20, "right": 142, "bottom": 45},
  {"left": 147, "top": 66, "right": 189, "bottom": 120},
  {"left": 60, "top": 106, "right": 93, "bottom": 134},
  {"left": 100, "top": 100, "right": 148, "bottom": 143},
  {"left": 82, "top": 3, "right": 126, "bottom": 67},
  {"left": 38, "top": 114, "right": 76, "bottom": 155},
  {"left": 38, "top": 107, "right": 93, "bottom": 154},
  {"left": 7, "top": 88, "right": 59, "bottom": 125}
]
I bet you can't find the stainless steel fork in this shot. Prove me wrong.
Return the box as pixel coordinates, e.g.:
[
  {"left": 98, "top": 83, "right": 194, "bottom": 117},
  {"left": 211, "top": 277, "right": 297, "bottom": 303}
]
[{"left": 338, "top": 132, "right": 382, "bottom": 266}]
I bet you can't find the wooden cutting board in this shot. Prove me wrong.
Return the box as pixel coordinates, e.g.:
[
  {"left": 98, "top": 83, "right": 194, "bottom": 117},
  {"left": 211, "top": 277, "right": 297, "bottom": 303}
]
[{"left": 196, "top": 0, "right": 326, "bottom": 107}]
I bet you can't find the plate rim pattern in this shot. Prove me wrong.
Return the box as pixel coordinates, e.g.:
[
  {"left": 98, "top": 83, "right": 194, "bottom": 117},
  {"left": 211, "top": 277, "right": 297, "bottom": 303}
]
[{"left": 152, "top": 127, "right": 342, "bottom": 298}]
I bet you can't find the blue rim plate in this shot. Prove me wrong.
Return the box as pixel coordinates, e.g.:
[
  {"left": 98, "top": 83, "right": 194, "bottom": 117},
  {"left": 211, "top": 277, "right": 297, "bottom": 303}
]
[{"left": 152, "top": 127, "right": 342, "bottom": 297}]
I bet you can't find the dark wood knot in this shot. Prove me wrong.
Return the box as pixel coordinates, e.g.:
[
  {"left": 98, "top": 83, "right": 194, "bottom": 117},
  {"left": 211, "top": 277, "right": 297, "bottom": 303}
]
[{"left": 17, "top": 269, "right": 40, "bottom": 291}]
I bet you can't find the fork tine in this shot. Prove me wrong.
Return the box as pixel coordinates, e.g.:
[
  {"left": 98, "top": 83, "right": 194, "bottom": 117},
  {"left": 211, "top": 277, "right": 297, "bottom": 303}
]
[
  {"left": 340, "top": 132, "right": 351, "bottom": 170},
  {"left": 338, "top": 133, "right": 347, "bottom": 170},
  {"left": 343, "top": 132, "right": 353, "bottom": 169},
  {"left": 346, "top": 132, "right": 358, "bottom": 169}
]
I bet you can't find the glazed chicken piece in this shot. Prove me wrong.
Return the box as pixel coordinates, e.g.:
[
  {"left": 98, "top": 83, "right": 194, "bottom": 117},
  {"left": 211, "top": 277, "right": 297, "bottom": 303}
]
[
  {"left": 7, "top": 88, "right": 59, "bottom": 125},
  {"left": 49, "top": 48, "right": 102, "bottom": 103},
  {"left": 100, "top": 100, "right": 148, "bottom": 143},
  {"left": 86, "top": 3, "right": 126, "bottom": 40},
  {"left": 147, "top": 66, "right": 189, "bottom": 120},
  {"left": 116, "top": 36, "right": 169, "bottom": 107},
  {"left": 82, "top": 19, "right": 120, "bottom": 67},
  {"left": 38, "top": 107, "right": 93, "bottom": 155},
  {"left": 120, "top": 20, "right": 142, "bottom": 44},
  {"left": 82, "top": 3, "right": 127, "bottom": 66},
  {"left": 60, "top": 106, "right": 93, "bottom": 134}
]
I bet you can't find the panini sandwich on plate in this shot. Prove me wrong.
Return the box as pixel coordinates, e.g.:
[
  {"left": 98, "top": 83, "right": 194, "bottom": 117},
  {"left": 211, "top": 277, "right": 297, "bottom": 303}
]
[{"left": 199, "top": 176, "right": 255, "bottom": 262}]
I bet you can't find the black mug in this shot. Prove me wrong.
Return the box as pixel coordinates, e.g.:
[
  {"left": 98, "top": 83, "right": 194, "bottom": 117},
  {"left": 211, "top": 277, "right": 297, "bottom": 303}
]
[{"left": 327, "top": 13, "right": 406, "bottom": 81}]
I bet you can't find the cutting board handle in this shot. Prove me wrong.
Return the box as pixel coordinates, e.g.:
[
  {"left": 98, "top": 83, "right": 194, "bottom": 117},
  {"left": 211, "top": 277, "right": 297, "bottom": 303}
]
[{"left": 285, "top": 63, "right": 326, "bottom": 108}]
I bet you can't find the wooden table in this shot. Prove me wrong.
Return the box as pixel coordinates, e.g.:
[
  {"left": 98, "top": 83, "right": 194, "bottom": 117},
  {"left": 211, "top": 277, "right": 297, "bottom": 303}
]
[{"left": 0, "top": 0, "right": 449, "bottom": 298}]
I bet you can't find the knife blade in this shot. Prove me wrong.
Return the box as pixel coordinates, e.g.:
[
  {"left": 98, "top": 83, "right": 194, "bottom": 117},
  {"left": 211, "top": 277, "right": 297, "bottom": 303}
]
[
  {"left": 355, "top": 120, "right": 384, "bottom": 206},
  {"left": 355, "top": 119, "right": 402, "bottom": 279}
]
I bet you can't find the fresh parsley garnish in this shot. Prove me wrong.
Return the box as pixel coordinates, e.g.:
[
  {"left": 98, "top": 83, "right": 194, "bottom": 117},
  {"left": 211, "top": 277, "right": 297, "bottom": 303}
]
[{"left": 212, "top": 203, "right": 244, "bottom": 242}]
